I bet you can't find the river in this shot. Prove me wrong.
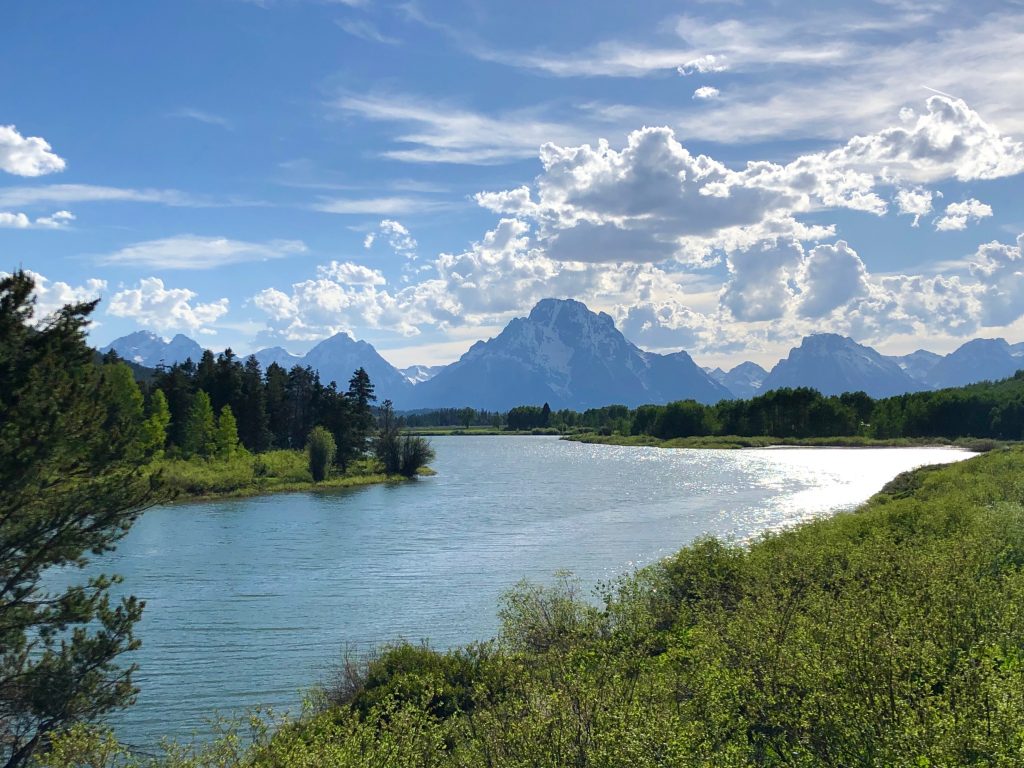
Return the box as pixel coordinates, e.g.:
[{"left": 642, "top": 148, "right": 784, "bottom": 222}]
[{"left": 52, "top": 436, "right": 973, "bottom": 744}]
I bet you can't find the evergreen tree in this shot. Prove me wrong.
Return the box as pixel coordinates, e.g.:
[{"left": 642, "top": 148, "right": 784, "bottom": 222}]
[
  {"left": 264, "top": 362, "right": 290, "bottom": 448},
  {"left": 215, "top": 404, "right": 240, "bottom": 459},
  {"left": 348, "top": 367, "right": 376, "bottom": 450},
  {"left": 143, "top": 388, "right": 171, "bottom": 455},
  {"left": 0, "top": 271, "right": 157, "bottom": 768},
  {"left": 183, "top": 390, "right": 216, "bottom": 458},
  {"left": 236, "top": 356, "right": 271, "bottom": 452}
]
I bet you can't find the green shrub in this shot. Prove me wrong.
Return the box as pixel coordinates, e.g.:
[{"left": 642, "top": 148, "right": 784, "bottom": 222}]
[{"left": 306, "top": 426, "right": 336, "bottom": 483}]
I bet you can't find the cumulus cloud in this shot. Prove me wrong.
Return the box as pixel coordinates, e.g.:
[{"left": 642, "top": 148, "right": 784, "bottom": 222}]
[
  {"left": 721, "top": 240, "right": 803, "bottom": 322},
  {"left": 98, "top": 235, "right": 307, "bottom": 269},
  {"left": 969, "top": 234, "right": 1024, "bottom": 326},
  {"left": 677, "top": 54, "right": 728, "bottom": 76},
  {"left": 831, "top": 96, "right": 1024, "bottom": 183},
  {"left": 895, "top": 186, "right": 936, "bottom": 226},
  {"left": 364, "top": 219, "right": 417, "bottom": 259},
  {"left": 108, "top": 278, "right": 229, "bottom": 332},
  {"left": 0, "top": 210, "right": 75, "bottom": 229},
  {"left": 796, "top": 241, "right": 873, "bottom": 318},
  {"left": 692, "top": 86, "right": 720, "bottom": 100},
  {"left": 475, "top": 125, "right": 852, "bottom": 265},
  {"left": 0, "top": 270, "right": 106, "bottom": 318},
  {"left": 0, "top": 125, "right": 66, "bottom": 176},
  {"left": 934, "top": 198, "right": 993, "bottom": 231}
]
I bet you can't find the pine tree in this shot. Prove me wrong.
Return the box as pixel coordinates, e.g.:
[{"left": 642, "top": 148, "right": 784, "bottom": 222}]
[
  {"left": 143, "top": 388, "right": 171, "bottom": 455},
  {"left": 348, "top": 367, "right": 376, "bottom": 452},
  {"left": 265, "top": 362, "right": 290, "bottom": 448},
  {"left": 183, "top": 390, "right": 216, "bottom": 458},
  {"left": 214, "top": 404, "right": 240, "bottom": 459},
  {"left": 236, "top": 356, "right": 271, "bottom": 452},
  {"left": 0, "top": 271, "right": 158, "bottom": 768}
]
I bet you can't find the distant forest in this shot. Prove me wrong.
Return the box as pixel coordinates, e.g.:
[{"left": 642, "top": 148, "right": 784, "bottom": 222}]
[
  {"left": 107, "top": 350, "right": 379, "bottom": 469},
  {"left": 408, "top": 373, "right": 1024, "bottom": 441}
]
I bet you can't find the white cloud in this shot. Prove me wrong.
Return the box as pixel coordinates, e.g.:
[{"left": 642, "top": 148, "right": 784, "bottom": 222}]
[
  {"left": 98, "top": 235, "right": 307, "bottom": 269},
  {"left": 796, "top": 241, "right": 872, "bottom": 318},
  {"left": 677, "top": 54, "right": 728, "bottom": 75},
  {"left": 934, "top": 198, "right": 994, "bottom": 231},
  {"left": 337, "top": 19, "right": 399, "bottom": 44},
  {"left": 0, "top": 270, "right": 106, "bottom": 317},
  {"left": 895, "top": 186, "right": 936, "bottom": 226},
  {"left": 0, "top": 125, "right": 65, "bottom": 176},
  {"left": 314, "top": 195, "right": 448, "bottom": 214},
  {"left": 0, "top": 212, "right": 30, "bottom": 228},
  {"left": 0, "top": 210, "right": 75, "bottom": 229},
  {"left": 721, "top": 240, "right": 803, "bottom": 322},
  {"left": 108, "top": 278, "right": 229, "bottom": 332},
  {"left": 332, "top": 91, "right": 585, "bottom": 164},
  {"left": 0, "top": 184, "right": 198, "bottom": 208},
  {"left": 969, "top": 234, "right": 1024, "bottom": 326},
  {"left": 831, "top": 97, "right": 1024, "bottom": 183},
  {"left": 317, "top": 260, "right": 387, "bottom": 285},
  {"left": 692, "top": 86, "right": 720, "bottom": 100},
  {"left": 363, "top": 219, "right": 418, "bottom": 259}
]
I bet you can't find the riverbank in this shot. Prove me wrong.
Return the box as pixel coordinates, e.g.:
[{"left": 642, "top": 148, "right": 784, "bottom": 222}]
[
  {"left": 50, "top": 445, "right": 1024, "bottom": 765},
  {"left": 153, "top": 451, "right": 434, "bottom": 502},
  {"left": 403, "top": 427, "right": 561, "bottom": 436},
  {"left": 564, "top": 432, "right": 1007, "bottom": 451}
]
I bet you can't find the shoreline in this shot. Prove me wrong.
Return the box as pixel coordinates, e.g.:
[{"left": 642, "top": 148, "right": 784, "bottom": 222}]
[
  {"left": 161, "top": 468, "right": 436, "bottom": 504},
  {"left": 562, "top": 433, "right": 1007, "bottom": 451}
]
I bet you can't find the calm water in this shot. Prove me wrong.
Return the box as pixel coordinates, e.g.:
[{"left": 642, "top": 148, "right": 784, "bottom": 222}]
[{"left": 53, "top": 437, "right": 973, "bottom": 744}]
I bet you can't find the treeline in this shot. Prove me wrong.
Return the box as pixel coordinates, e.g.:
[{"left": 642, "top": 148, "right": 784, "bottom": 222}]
[
  {"left": 522, "top": 375, "right": 1024, "bottom": 441},
  {"left": 401, "top": 407, "right": 504, "bottom": 429},
  {"left": 117, "top": 350, "right": 379, "bottom": 469}
]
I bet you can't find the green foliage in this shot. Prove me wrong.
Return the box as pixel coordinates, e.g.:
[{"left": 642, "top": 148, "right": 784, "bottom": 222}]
[
  {"left": 0, "top": 271, "right": 157, "bottom": 768},
  {"left": 63, "top": 446, "right": 1023, "bottom": 768},
  {"left": 544, "top": 372, "right": 1024, "bottom": 444},
  {"left": 182, "top": 390, "right": 216, "bottom": 458},
  {"left": 143, "top": 389, "right": 171, "bottom": 455},
  {"left": 214, "top": 404, "right": 239, "bottom": 460},
  {"left": 375, "top": 400, "right": 434, "bottom": 476},
  {"left": 306, "top": 426, "right": 337, "bottom": 482}
]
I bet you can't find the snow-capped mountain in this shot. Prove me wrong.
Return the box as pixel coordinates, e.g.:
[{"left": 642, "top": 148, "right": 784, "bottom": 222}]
[
  {"left": 408, "top": 298, "right": 731, "bottom": 410},
  {"left": 101, "top": 331, "right": 204, "bottom": 367},
  {"left": 762, "top": 334, "right": 923, "bottom": 398},
  {"left": 709, "top": 362, "right": 768, "bottom": 399},
  {"left": 886, "top": 349, "right": 943, "bottom": 385},
  {"left": 927, "top": 338, "right": 1024, "bottom": 389},
  {"left": 299, "top": 333, "right": 412, "bottom": 401},
  {"left": 400, "top": 364, "right": 446, "bottom": 384}
]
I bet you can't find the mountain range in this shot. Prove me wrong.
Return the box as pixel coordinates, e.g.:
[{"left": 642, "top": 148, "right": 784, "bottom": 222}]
[{"left": 102, "top": 299, "right": 1024, "bottom": 409}]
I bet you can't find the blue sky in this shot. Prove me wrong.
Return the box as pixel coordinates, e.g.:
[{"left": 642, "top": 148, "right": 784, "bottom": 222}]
[{"left": 3, "top": 0, "right": 1024, "bottom": 368}]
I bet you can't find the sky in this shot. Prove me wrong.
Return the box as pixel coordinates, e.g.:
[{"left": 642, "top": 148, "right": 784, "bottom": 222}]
[{"left": 3, "top": 0, "right": 1024, "bottom": 370}]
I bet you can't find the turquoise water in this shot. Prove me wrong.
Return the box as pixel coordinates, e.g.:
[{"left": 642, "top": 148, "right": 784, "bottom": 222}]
[{"left": 51, "top": 437, "right": 972, "bottom": 744}]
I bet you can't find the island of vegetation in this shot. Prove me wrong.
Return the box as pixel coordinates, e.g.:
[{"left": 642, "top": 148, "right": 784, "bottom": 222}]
[{"left": 5, "top": 268, "right": 1024, "bottom": 767}]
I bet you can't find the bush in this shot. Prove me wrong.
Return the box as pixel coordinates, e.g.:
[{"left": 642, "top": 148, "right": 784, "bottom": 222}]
[
  {"left": 306, "top": 426, "right": 336, "bottom": 483},
  {"left": 398, "top": 434, "right": 434, "bottom": 477}
]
